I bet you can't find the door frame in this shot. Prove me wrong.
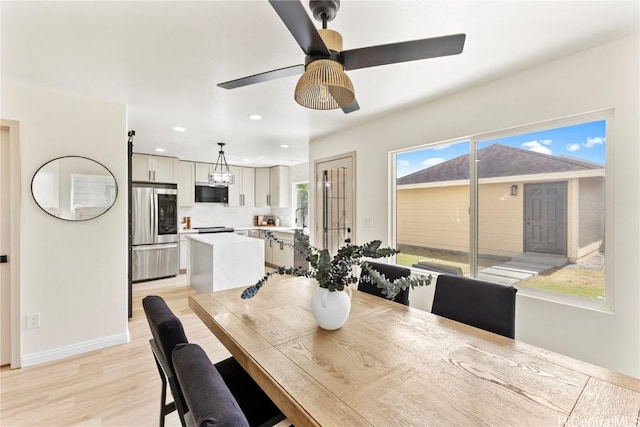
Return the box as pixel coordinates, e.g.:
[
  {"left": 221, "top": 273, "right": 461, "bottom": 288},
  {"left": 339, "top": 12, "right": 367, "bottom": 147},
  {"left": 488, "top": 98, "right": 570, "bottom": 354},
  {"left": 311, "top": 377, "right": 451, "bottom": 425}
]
[
  {"left": 1, "top": 119, "right": 21, "bottom": 369},
  {"left": 313, "top": 152, "right": 356, "bottom": 249}
]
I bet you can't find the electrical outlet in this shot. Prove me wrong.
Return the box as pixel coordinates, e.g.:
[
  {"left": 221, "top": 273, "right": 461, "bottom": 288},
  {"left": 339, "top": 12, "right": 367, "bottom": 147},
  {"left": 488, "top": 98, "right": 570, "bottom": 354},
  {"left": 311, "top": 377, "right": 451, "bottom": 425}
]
[
  {"left": 26, "top": 313, "right": 40, "bottom": 329},
  {"left": 362, "top": 217, "right": 371, "bottom": 228}
]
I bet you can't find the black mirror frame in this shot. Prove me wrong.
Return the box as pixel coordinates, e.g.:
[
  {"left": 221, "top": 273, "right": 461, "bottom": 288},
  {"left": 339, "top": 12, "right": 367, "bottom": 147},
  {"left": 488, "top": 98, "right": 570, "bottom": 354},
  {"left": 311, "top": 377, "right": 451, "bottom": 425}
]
[{"left": 31, "top": 155, "right": 118, "bottom": 222}]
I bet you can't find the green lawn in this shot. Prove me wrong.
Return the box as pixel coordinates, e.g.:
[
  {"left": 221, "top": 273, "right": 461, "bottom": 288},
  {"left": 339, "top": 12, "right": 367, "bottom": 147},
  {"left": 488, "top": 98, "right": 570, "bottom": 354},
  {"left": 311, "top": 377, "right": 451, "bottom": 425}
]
[
  {"left": 397, "top": 246, "right": 605, "bottom": 300},
  {"left": 517, "top": 269, "right": 605, "bottom": 299}
]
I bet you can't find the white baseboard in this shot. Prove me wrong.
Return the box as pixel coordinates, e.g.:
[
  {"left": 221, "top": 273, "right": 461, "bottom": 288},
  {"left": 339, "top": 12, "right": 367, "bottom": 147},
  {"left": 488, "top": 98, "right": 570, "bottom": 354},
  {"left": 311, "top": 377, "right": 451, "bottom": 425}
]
[{"left": 20, "top": 332, "right": 130, "bottom": 367}]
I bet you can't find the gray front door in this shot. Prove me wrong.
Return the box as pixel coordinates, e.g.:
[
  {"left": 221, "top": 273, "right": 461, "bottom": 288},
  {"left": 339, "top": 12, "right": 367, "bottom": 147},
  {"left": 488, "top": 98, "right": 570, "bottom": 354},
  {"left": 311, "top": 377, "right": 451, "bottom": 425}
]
[{"left": 524, "top": 182, "right": 567, "bottom": 255}]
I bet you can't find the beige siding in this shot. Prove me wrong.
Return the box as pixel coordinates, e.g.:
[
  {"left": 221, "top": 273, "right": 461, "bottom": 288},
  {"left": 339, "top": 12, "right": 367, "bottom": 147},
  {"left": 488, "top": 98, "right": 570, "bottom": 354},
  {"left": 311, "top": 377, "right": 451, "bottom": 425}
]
[
  {"left": 397, "top": 185, "right": 469, "bottom": 253},
  {"left": 578, "top": 176, "right": 605, "bottom": 252},
  {"left": 399, "top": 177, "right": 604, "bottom": 259},
  {"left": 398, "top": 182, "right": 537, "bottom": 257},
  {"left": 478, "top": 182, "right": 524, "bottom": 256}
]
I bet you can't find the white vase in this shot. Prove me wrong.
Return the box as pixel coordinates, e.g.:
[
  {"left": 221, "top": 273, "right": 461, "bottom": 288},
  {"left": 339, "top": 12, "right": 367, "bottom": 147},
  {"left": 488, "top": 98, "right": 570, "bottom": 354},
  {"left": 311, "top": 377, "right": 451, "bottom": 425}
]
[{"left": 310, "top": 287, "right": 352, "bottom": 330}]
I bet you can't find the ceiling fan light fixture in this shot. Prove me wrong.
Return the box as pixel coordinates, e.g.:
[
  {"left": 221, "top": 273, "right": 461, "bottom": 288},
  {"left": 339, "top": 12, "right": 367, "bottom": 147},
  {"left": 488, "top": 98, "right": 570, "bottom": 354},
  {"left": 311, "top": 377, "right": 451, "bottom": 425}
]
[{"left": 294, "top": 59, "right": 354, "bottom": 110}]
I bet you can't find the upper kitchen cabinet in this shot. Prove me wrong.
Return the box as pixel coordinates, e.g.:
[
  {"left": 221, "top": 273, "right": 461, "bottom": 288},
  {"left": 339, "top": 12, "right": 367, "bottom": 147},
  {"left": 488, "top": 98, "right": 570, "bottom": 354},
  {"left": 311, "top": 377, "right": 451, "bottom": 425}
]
[
  {"left": 132, "top": 153, "right": 179, "bottom": 183},
  {"left": 255, "top": 167, "right": 270, "bottom": 207},
  {"left": 269, "top": 165, "right": 290, "bottom": 208},
  {"left": 228, "top": 166, "right": 255, "bottom": 207},
  {"left": 178, "top": 161, "right": 195, "bottom": 207},
  {"left": 194, "top": 162, "right": 213, "bottom": 184},
  {"left": 255, "top": 166, "right": 290, "bottom": 208}
]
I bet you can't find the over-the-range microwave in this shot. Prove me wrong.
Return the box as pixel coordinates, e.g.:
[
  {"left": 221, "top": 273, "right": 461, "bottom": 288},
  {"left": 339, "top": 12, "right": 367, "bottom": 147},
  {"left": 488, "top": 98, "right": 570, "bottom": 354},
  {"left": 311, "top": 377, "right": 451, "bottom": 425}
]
[{"left": 194, "top": 184, "right": 228, "bottom": 203}]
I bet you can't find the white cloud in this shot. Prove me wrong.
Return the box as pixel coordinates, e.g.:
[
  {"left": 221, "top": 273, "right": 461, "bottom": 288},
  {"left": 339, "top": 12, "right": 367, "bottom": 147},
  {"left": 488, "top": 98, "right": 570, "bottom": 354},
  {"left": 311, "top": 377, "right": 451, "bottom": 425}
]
[
  {"left": 421, "top": 158, "right": 445, "bottom": 168},
  {"left": 540, "top": 139, "right": 553, "bottom": 146},
  {"left": 521, "top": 140, "right": 553, "bottom": 155},
  {"left": 566, "top": 143, "right": 581, "bottom": 152},
  {"left": 397, "top": 160, "right": 410, "bottom": 167},
  {"left": 583, "top": 136, "right": 605, "bottom": 148}
]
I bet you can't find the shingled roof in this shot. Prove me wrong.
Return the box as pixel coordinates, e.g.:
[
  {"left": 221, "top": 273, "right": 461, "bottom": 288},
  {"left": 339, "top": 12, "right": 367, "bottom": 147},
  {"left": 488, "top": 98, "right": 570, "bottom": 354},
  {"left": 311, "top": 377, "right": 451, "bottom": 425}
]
[{"left": 397, "top": 144, "right": 603, "bottom": 185}]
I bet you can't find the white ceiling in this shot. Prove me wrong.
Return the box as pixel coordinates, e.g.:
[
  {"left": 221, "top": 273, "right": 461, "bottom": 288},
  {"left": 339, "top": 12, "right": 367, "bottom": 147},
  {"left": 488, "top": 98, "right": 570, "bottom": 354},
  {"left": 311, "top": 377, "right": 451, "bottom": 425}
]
[{"left": 2, "top": 1, "right": 638, "bottom": 167}]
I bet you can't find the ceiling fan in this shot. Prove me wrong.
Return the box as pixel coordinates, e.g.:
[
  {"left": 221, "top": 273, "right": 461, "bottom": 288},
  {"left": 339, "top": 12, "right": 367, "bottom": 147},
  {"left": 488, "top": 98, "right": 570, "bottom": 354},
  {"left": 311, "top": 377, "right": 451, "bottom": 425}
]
[{"left": 218, "top": 0, "right": 466, "bottom": 114}]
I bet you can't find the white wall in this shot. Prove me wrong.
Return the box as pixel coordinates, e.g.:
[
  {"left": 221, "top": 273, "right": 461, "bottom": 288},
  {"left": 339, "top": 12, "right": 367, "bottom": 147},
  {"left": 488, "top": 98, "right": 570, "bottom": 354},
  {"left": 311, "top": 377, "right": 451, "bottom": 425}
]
[
  {"left": 2, "top": 82, "right": 129, "bottom": 366},
  {"left": 309, "top": 35, "right": 640, "bottom": 377}
]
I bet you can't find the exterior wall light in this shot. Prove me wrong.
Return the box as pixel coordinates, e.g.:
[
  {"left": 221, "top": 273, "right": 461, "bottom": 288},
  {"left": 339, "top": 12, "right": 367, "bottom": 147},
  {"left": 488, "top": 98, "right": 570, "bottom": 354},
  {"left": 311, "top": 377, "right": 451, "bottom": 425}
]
[{"left": 510, "top": 185, "right": 518, "bottom": 196}]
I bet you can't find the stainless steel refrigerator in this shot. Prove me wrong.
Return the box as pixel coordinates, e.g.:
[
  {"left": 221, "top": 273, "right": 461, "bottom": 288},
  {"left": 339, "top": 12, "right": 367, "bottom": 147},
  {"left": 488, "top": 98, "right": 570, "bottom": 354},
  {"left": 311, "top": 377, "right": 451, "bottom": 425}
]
[{"left": 132, "top": 183, "right": 179, "bottom": 282}]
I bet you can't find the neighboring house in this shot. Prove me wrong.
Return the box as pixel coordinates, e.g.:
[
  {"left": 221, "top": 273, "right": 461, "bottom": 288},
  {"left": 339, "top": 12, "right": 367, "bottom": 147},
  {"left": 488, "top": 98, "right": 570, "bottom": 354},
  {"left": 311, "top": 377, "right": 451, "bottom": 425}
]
[{"left": 396, "top": 144, "right": 605, "bottom": 261}]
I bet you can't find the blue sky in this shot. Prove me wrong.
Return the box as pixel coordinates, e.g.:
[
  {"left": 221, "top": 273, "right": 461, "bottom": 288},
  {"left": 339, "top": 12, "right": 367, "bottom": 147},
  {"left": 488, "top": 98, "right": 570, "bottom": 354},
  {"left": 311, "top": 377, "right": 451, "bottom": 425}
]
[{"left": 396, "top": 120, "right": 606, "bottom": 177}]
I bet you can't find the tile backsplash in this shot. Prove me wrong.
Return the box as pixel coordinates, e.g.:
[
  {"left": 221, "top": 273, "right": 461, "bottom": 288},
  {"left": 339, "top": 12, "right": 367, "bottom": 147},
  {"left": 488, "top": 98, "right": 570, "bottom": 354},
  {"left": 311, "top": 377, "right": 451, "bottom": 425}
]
[{"left": 179, "top": 204, "right": 293, "bottom": 229}]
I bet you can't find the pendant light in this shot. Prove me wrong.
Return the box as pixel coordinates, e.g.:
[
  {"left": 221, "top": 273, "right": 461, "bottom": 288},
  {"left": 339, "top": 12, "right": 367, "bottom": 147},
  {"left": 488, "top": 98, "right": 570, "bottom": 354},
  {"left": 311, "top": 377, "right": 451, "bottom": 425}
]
[{"left": 209, "top": 142, "right": 235, "bottom": 187}]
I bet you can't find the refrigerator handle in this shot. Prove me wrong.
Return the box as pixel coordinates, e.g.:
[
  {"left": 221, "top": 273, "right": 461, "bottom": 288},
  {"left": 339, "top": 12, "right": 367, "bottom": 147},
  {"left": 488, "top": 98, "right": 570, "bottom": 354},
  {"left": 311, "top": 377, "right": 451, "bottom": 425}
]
[{"left": 150, "top": 192, "right": 156, "bottom": 242}]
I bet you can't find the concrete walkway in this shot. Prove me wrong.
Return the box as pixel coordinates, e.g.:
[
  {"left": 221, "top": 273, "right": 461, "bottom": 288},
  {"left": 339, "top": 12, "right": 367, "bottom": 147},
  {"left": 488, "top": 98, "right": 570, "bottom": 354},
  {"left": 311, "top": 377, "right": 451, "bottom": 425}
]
[{"left": 476, "top": 253, "right": 568, "bottom": 285}]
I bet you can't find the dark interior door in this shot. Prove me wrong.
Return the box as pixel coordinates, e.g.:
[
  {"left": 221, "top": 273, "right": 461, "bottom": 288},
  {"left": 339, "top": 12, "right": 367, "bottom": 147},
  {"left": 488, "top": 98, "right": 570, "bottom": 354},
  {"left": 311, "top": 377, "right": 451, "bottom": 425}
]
[{"left": 524, "top": 182, "right": 567, "bottom": 255}]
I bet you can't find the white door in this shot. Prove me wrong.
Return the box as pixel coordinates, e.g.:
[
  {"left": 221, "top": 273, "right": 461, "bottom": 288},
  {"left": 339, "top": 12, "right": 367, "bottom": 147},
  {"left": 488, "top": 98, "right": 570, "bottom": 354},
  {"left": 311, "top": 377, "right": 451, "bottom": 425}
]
[
  {"left": 314, "top": 154, "right": 355, "bottom": 256},
  {"left": 1, "top": 127, "right": 11, "bottom": 365}
]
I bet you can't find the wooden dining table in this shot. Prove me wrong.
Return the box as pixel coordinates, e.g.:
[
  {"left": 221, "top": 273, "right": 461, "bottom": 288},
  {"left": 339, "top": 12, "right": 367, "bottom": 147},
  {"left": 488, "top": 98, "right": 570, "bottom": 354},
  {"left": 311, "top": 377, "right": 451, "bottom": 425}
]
[{"left": 189, "top": 276, "right": 640, "bottom": 427}]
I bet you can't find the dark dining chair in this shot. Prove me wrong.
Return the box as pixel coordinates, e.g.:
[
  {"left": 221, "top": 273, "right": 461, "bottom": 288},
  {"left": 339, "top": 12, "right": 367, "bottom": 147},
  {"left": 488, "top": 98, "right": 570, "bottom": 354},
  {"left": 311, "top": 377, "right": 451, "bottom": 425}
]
[
  {"left": 431, "top": 275, "right": 517, "bottom": 338},
  {"left": 172, "top": 343, "right": 250, "bottom": 427},
  {"left": 142, "top": 295, "right": 285, "bottom": 427},
  {"left": 142, "top": 295, "right": 190, "bottom": 427},
  {"left": 358, "top": 261, "right": 411, "bottom": 306}
]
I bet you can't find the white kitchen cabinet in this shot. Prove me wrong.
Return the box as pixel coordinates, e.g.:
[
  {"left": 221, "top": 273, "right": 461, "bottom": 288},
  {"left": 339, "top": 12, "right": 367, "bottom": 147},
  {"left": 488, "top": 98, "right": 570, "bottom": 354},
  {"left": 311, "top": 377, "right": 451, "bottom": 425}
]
[
  {"left": 178, "top": 161, "right": 195, "bottom": 207},
  {"left": 228, "top": 166, "right": 255, "bottom": 207},
  {"left": 269, "top": 166, "right": 290, "bottom": 208},
  {"left": 262, "top": 231, "right": 294, "bottom": 268},
  {"left": 132, "top": 153, "right": 179, "bottom": 183},
  {"left": 264, "top": 236, "right": 274, "bottom": 264},
  {"left": 271, "top": 232, "right": 294, "bottom": 267},
  {"left": 179, "top": 234, "right": 189, "bottom": 272},
  {"left": 254, "top": 166, "right": 290, "bottom": 208},
  {"left": 234, "top": 230, "right": 249, "bottom": 237},
  {"left": 195, "top": 162, "right": 214, "bottom": 183},
  {"left": 254, "top": 167, "right": 270, "bottom": 207}
]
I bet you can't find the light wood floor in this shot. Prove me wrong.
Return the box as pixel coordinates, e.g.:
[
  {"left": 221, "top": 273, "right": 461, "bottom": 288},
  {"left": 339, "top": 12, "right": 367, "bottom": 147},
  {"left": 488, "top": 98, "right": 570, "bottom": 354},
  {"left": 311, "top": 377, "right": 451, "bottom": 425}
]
[{"left": 0, "top": 275, "right": 233, "bottom": 427}]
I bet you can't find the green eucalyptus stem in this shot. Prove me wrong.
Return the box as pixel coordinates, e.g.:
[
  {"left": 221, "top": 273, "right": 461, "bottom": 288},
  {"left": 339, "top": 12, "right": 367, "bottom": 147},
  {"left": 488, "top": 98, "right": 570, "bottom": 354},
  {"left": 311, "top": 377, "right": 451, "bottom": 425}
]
[
  {"left": 241, "top": 230, "right": 432, "bottom": 299},
  {"left": 360, "top": 262, "right": 433, "bottom": 300}
]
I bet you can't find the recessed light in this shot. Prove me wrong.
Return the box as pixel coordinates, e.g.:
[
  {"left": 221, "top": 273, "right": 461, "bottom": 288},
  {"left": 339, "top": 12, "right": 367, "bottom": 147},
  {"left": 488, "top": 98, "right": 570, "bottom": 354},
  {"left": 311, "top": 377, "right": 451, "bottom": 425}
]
[
  {"left": 173, "top": 126, "right": 186, "bottom": 132},
  {"left": 248, "top": 114, "right": 262, "bottom": 121},
  {"left": 155, "top": 148, "right": 166, "bottom": 153},
  {"left": 280, "top": 144, "right": 290, "bottom": 148}
]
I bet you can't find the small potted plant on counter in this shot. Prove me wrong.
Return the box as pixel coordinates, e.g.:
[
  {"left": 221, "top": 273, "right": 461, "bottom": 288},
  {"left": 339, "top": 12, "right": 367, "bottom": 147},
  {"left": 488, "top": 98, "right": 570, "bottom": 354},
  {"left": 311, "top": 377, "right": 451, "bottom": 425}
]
[{"left": 241, "top": 231, "right": 432, "bottom": 330}]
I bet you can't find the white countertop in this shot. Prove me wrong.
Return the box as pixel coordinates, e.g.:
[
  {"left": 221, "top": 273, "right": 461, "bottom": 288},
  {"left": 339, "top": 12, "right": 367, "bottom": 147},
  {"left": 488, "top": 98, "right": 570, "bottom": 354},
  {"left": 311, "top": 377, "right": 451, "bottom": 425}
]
[
  {"left": 235, "top": 226, "right": 304, "bottom": 234},
  {"left": 181, "top": 226, "right": 306, "bottom": 236},
  {"left": 187, "top": 233, "right": 255, "bottom": 244},
  {"left": 179, "top": 229, "right": 199, "bottom": 234}
]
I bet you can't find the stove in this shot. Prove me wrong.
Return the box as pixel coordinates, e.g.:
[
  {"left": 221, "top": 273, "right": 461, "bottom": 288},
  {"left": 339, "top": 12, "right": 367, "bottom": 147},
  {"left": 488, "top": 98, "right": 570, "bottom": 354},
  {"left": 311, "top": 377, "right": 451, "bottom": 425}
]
[{"left": 193, "top": 226, "right": 235, "bottom": 234}]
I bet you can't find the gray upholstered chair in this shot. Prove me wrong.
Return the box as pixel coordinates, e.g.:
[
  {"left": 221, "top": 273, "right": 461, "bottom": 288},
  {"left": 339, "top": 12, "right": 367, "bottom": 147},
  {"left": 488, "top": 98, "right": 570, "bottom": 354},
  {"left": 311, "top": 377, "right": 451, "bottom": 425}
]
[
  {"left": 142, "top": 295, "right": 285, "bottom": 427},
  {"left": 431, "top": 275, "right": 517, "bottom": 338},
  {"left": 172, "top": 343, "right": 250, "bottom": 427},
  {"left": 358, "top": 261, "right": 411, "bottom": 306}
]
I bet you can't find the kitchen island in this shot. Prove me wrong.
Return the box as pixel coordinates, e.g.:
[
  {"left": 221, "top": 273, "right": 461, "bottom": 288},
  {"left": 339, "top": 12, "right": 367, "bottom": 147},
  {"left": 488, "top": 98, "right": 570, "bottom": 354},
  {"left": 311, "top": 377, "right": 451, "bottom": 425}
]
[{"left": 186, "top": 233, "right": 264, "bottom": 293}]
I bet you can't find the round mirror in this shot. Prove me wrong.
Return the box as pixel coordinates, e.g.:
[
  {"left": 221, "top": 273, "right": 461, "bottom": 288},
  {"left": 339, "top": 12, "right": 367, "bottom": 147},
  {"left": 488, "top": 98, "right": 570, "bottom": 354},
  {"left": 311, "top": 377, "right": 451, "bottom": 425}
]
[{"left": 31, "top": 156, "right": 118, "bottom": 221}]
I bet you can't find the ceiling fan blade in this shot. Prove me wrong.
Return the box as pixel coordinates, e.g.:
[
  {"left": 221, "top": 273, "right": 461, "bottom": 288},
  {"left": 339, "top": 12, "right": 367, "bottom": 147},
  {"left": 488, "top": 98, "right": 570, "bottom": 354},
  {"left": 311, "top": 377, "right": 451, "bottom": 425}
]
[
  {"left": 269, "top": 0, "right": 330, "bottom": 56},
  {"left": 342, "top": 98, "right": 359, "bottom": 114},
  {"left": 218, "top": 64, "right": 305, "bottom": 89},
  {"left": 342, "top": 33, "right": 466, "bottom": 71}
]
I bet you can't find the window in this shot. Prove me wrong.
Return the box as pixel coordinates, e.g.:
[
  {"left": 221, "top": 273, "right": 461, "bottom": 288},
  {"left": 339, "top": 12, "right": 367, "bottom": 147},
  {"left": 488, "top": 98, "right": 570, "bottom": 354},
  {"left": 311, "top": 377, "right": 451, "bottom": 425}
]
[
  {"left": 292, "top": 182, "right": 309, "bottom": 229},
  {"left": 394, "top": 114, "right": 609, "bottom": 306}
]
